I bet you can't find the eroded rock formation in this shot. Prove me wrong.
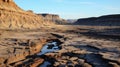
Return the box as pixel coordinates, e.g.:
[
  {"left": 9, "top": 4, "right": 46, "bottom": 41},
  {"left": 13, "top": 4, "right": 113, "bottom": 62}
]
[
  {"left": 0, "top": 38, "right": 47, "bottom": 67},
  {"left": 0, "top": 30, "right": 65, "bottom": 67},
  {"left": 0, "top": 0, "right": 54, "bottom": 29}
]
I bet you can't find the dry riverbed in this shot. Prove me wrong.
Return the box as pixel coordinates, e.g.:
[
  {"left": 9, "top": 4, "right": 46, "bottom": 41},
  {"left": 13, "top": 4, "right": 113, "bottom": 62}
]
[{"left": 0, "top": 25, "right": 120, "bottom": 67}]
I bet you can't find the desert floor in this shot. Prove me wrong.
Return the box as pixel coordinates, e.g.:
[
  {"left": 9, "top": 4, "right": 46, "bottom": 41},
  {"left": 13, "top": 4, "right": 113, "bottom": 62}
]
[{"left": 0, "top": 25, "right": 120, "bottom": 67}]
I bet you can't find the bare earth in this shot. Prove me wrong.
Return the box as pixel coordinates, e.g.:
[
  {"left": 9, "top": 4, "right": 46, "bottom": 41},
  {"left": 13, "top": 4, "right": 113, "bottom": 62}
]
[{"left": 0, "top": 25, "right": 120, "bottom": 67}]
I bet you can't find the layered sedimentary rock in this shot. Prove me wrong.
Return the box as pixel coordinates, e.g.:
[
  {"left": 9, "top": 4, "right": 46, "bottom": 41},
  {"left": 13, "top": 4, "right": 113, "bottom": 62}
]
[
  {"left": 0, "top": 38, "right": 47, "bottom": 67},
  {"left": 0, "top": 30, "right": 65, "bottom": 67},
  {"left": 37, "top": 13, "right": 67, "bottom": 24},
  {"left": 0, "top": 0, "right": 54, "bottom": 29},
  {"left": 75, "top": 14, "right": 120, "bottom": 26}
]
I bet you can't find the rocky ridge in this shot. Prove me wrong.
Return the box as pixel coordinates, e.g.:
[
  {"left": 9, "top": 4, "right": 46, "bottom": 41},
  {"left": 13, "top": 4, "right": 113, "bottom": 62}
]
[{"left": 75, "top": 14, "right": 120, "bottom": 26}]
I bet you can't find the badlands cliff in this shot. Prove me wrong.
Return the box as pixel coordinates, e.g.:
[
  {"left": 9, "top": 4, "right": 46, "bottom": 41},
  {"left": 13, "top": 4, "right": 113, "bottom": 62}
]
[{"left": 0, "top": 0, "right": 54, "bottom": 29}]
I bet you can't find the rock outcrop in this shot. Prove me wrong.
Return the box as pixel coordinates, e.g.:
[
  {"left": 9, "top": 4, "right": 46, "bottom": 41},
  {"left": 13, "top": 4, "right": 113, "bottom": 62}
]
[
  {"left": 0, "top": 30, "right": 65, "bottom": 67},
  {"left": 0, "top": 38, "right": 47, "bottom": 67},
  {"left": 37, "top": 13, "right": 67, "bottom": 24},
  {"left": 75, "top": 14, "right": 120, "bottom": 26},
  {"left": 0, "top": 0, "right": 54, "bottom": 29}
]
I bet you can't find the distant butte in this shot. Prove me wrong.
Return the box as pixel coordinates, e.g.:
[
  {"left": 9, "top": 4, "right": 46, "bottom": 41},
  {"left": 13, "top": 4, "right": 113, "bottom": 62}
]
[{"left": 37, "top": 13, "right": 67, "bottom": 24}]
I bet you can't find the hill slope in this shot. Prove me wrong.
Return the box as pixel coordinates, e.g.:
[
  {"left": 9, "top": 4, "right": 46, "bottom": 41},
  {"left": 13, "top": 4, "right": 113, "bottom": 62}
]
[{"left": 0, "top": 0, "right": 54, "bottom": 29}]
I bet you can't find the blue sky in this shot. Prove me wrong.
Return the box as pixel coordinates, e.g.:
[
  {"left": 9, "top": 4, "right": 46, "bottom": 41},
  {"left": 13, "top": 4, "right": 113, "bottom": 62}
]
[{"left": 14, "top": 0, "right": 120, "bottom": 19}]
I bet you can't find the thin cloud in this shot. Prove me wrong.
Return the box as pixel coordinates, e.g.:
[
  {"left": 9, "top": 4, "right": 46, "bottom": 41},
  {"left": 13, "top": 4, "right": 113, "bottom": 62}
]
[
  {"left": 79, "top": 2, "right": 95, "bottom": 5},
  {"left": 51, "top": 0, "right": 96, "bottom": 5},
  {"left": 105, "top": 7, "right": 120, "bottom": 11}
]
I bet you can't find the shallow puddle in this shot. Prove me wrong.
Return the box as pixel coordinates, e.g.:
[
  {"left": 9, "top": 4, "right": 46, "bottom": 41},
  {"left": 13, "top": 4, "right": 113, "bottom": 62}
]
[
  {"left": 38, "top": 42, "right": 60, "bottom": 55},
  {"left": 38, "top": 41, "right": 62, "bottom": 67}
]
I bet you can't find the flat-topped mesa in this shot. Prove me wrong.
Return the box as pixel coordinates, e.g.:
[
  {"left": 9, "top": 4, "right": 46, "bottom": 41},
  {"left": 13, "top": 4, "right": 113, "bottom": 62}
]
[
  {"left": 37, "top": 13, "right": 68, "bottom": 24},
  {"left": 41, "top": 14, "right": 61, "bottom": 21},
  {"left": 0, "top": 0, "right": 54, "bottom": 29}
]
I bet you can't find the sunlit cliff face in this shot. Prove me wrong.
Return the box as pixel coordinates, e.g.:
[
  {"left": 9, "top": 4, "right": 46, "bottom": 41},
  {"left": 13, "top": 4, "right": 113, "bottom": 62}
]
[{"left": 0, "top": 0, "right": 55, "bottom": 29}]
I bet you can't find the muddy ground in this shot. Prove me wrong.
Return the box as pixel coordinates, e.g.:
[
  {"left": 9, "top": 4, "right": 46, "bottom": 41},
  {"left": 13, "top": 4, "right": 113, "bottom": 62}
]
[{"left": 0, "top": 25, "right": 120, "bottom": 67}]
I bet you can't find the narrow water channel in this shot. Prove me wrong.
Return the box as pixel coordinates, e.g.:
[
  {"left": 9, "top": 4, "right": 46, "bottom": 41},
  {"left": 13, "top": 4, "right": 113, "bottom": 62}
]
[
  {"left": 38, "top": 41, "right": 61, "bottom": 55},
  {"left": 38, "top": 41, "right": 62, "bottom": 67}
]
